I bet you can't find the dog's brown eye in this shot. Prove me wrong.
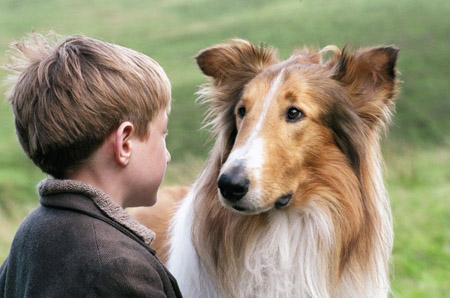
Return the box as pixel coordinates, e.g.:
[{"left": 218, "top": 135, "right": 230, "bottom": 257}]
[
  {"left": 286, "top": 107, "right": 304, "bottom": 122},
  {"left": 237, "top": 106, "right": 246, "bottom": 119}
]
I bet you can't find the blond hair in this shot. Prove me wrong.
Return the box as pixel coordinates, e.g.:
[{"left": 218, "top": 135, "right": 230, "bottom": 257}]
[{"left": 3, "top": 32, "right": 171, "bottom": 178}]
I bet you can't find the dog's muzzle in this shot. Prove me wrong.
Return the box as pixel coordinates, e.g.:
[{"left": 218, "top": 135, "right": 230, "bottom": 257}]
[{"left": 218, "top": 170, "right": 249, "bottom": 203}]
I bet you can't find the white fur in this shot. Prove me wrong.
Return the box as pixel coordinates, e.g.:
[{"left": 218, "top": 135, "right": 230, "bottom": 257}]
[
  {"left": 219, "top": 137, "right": 267, "bottom": 212},
  {"left": 221, "top": 69, "right": 285, "bottom": 179},
  {"left": 250, "top": 68, "right": 285, "bottom": 137},
  {"left": 168, "top": 185, "right": 220, "bottom": 298},
  {"left": 168, "top": 71, "right": 392, "bottom": 298},
  {"left": 169, "top": 192, "right": 391, "bottom": 298},
  {"left": 169, "top": 195, "right": 337, "bottom": 298},
  {"left": 235, "top": 205, "right": 335, "bottom": 298},
  {"left": 219, "top": 70, "right": 286, "bottom": 212}
]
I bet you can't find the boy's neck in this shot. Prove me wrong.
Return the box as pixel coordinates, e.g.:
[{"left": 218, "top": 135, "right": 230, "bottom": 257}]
[{"left": 67, "top": 144, "right": 127, "bottom": 208}]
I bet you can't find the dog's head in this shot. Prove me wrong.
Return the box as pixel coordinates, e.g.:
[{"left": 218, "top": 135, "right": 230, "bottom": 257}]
[{"left": 196, "top": 39, "right": 399, "bottom": 215}]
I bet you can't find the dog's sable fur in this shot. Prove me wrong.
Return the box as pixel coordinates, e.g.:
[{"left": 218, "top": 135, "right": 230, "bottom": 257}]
[{"left": 137, "top": 39, "right": 399, "bottom": 298}]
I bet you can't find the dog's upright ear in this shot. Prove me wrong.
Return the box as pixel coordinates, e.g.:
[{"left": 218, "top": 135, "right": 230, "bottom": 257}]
[
  {"left": 196, "top": 39, "right": 278, "bottom": 86},
  {"left": 195, "top": 40, "right": 278, "bottom": 156},
  {"left": 331, "top": 46, "right": 400, "bottom": 129}
]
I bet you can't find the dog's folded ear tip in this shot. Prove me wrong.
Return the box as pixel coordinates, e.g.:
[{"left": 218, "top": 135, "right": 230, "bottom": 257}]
[
  {"left": 195, "top": 48, "right": 219, "bottom": 77},
  {"left": 195, "top": 51, "right": 207, "bottom": 69},
  {"left": 194, "top": 39, "right": 277, "bottom": 81},
  {"left": 372, "top": 46, "right": 400, "bottom": 61},
  {"left": 383, "top": 45, "right": 400, "bottom": 53}
]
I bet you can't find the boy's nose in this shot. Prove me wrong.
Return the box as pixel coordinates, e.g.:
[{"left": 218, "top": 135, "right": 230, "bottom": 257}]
[{"left": 166, "top": 149, "right": 171, "bottom": 164}]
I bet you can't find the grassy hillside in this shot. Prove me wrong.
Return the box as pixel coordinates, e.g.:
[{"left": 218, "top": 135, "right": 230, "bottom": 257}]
[{"left": 0, "top": 0, "right": 449, "bottom": 296}]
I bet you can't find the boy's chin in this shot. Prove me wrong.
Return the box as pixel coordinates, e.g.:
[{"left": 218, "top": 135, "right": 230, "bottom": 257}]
[
  {"left": 139, "top": 196, "right": 158, "bottom": 207},
  {"left": 124, "top": 194, "right": 157, "bottom": 209}
]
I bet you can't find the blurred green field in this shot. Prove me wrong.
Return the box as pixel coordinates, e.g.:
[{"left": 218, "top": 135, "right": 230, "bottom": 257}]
[{"left": 0, "top": 0, "right": 449, "bottom": 296}]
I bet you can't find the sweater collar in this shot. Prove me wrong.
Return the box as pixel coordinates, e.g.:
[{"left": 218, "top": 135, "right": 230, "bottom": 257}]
[{"left": 38, "top": 178, "right": 156, "bottom": 246}]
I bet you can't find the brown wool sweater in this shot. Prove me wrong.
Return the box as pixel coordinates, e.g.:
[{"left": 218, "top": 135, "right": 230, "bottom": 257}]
[{"left": 0, "top": 179, "right": 182, "bottom": 298}]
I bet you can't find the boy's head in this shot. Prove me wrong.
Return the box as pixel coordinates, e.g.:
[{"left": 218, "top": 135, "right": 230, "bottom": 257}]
[{"left": 4, "top": 32, "right": 171, "bottom": 179}]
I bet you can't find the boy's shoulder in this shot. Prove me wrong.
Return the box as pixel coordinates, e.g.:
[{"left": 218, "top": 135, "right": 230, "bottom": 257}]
[
  {"left": 16, "top": 196, "right": 151, "bottom": 260},
  {"left": 1, "top": 191, "right": 181, "bottom": 298}
]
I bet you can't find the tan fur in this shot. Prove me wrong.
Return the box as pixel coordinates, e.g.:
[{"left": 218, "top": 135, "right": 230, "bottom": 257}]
[
  {"left": 134, "top": 39, "right": 399, "bottom": 297},
  {"left": 127, "top": 186, "right": 189, "bottom": 263}
]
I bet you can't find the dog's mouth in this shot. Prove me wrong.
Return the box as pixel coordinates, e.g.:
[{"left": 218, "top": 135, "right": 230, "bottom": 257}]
[
  {"left": 228, "top": 202, "right": 271, "bottom": 215},
  {"left": 275, "top": 193, "right": 293, "bottom": 208},
  {"left": 232, "top": 205, "right": 247, "bottom": 212},
  {"left": 227, "top": 193, "right": 293, "bottom": 214}
]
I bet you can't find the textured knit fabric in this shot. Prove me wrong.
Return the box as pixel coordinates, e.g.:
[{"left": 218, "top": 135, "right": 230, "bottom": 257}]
[
  {"left": 38, "top": 179, "right": 156, "bottom": 246},
  {"left": 0, "top": 179, "right": 182, "bottom": 298}
]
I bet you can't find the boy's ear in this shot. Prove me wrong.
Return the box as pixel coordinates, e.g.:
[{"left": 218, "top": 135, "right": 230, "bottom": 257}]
[
  {"left": 331, "top": 46, "right": 400, "bottom": 129},
  {"left": 113, "top": 121, "right": 135, "bottom": 166},
  {"left": 196, "top": 39, "right": 278, "bottom": 85}
]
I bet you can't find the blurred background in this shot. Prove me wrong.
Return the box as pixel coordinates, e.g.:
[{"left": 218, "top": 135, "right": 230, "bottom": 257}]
[{"left": 0, "top": 0, "right": 448, "bottom": 296}]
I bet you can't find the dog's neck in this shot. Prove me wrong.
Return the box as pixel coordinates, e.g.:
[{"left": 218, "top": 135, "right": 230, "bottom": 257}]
[{"left": 190, "top": 132, "right": 392, "bottom": 298}]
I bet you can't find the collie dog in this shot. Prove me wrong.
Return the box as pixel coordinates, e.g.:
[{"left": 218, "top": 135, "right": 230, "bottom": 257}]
[{"left": 130, "top": 39, "right": 399, "bottom": 298}]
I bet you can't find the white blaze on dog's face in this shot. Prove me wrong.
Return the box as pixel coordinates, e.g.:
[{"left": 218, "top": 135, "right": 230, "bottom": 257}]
[
  {"left": 218, "top": 64, "right": 327, "bottom": 214},
  {"left": 198, "top": 40, "right": 399, "bottom": 215},
  {"left": 221, "top": 69, "right": 283, "bottom": 204}
]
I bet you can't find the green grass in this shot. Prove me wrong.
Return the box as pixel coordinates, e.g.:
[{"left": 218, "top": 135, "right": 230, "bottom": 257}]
[
  {"left": 385, "top": 148, "right": 450, "bottom": 297},
  {"left": 0, "top": 0, "right": 449, "bottom": 296}
]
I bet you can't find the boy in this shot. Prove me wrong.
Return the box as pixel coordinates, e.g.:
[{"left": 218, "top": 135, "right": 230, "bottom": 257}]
[{"left": 0, "top": 32, "right": 182, "bottom": 297}]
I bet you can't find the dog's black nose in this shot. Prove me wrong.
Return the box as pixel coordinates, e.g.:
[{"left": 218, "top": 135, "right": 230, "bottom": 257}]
[{"left": 218, "top": 172, "right": 249, "bottom": 203}]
